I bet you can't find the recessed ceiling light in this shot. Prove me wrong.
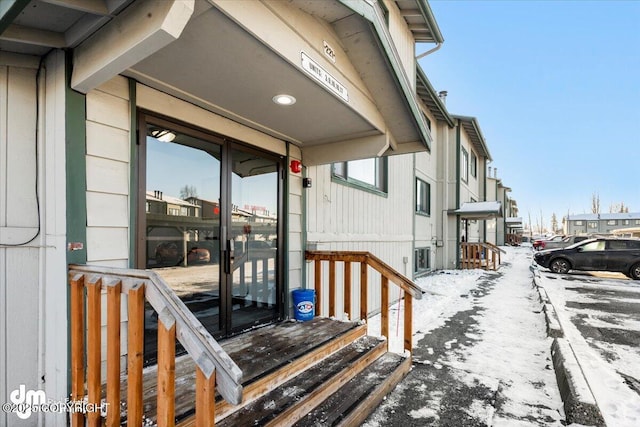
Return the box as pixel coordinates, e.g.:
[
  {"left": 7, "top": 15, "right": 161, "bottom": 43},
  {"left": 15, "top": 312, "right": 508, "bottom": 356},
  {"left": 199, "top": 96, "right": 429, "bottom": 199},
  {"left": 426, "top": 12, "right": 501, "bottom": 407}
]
[
  {"left": 272, "top": 94, "right": 296, "bottom": 106},
  {"left": 150, "top": 129, "right": 176, "bottom": 142}
]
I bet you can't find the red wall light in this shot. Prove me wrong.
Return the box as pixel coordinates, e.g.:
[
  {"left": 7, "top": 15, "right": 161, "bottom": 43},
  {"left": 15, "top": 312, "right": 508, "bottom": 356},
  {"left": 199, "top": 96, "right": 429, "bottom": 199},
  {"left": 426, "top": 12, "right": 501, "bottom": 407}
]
[{"left": 290, "top": 160, "right": 302, "bottom": 174}]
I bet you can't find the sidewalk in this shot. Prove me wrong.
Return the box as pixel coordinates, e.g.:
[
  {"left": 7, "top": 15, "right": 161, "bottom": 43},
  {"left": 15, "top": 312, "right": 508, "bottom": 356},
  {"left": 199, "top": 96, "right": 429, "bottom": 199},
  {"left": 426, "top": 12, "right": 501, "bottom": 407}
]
[
  {"left": 533, "top": 264, "right": 640, "bottom": 426},
  {"left": 364, "top": 246, "right": 565, "bottom": 426}
]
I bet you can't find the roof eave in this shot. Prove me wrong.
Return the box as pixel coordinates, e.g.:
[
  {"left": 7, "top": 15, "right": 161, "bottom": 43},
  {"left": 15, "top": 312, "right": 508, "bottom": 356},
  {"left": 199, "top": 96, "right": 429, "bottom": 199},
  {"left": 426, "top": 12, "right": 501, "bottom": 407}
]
[
  {"left": 416, "top": 65, "right": 454, "bottom": 127},
  {"left": 339, "top": 0, "right": 432, "bottom": 151},
  {"left": 414, "top": 0, "right": 444, "bottom": 43}
]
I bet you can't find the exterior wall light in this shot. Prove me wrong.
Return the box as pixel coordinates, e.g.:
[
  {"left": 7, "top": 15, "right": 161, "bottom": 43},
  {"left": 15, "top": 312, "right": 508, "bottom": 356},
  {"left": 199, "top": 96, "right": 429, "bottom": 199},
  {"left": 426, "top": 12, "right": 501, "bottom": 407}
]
[{"left": 272, "top": 94, "right": 296, "bottom": 106}]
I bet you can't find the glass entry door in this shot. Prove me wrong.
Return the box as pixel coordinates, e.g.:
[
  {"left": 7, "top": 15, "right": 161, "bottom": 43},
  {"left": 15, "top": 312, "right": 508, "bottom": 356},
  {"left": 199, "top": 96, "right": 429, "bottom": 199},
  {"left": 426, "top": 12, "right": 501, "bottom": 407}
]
[
  {"left": 225, "top": 146, "right": 281, "bottom": 330},
  {"left": 141, "top": 115, "right": 282, "bottom": 357}
]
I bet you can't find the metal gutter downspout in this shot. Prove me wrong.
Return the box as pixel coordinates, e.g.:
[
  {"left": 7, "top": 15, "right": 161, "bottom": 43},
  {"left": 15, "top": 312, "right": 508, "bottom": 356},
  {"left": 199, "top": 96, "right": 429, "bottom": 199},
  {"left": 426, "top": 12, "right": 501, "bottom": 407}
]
[
  {"left": 416, "top": 42, "right": 442, "bottom": 60},
  {"left": 455, "top": 120, "right": 461, "bottom": 268}
]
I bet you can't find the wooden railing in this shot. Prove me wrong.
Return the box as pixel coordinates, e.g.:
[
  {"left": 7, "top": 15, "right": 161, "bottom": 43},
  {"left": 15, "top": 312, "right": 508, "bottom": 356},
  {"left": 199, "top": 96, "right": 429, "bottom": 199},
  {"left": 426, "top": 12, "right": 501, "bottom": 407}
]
[
  {"left": 304, "top": 251, "right": 423, "bottom": 354},
  {"left": 460, "top": 242, "right": 506, "bottom": 271},
  {"left": 68, "top": 265, "right": 243, "bottom": 426}
]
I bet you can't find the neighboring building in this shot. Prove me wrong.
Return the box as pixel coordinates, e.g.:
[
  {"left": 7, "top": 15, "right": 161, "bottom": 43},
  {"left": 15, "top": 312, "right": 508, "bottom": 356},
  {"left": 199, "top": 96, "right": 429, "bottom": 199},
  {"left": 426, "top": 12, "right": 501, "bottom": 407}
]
[{"left": 565, "top": 213, "right": 640, "bottom": 235}]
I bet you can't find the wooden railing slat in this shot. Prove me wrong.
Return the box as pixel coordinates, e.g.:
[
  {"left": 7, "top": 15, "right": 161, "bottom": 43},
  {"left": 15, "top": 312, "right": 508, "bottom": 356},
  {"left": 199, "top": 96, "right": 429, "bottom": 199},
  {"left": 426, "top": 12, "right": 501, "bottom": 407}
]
[
  {"left": 404, "top": 295, "right": 413, "bottom": 353},
  {"left": 196, "top": 367, "right": 216, "bottom": 427},
  {"left": 127, "top": 284, "right": 145, "bottom": 427},
  {"left": 70, "top": 275, "right": 85, "bottom": 427},
  {"left": 344, "top": 262, "right": 352, "bottom": 320},
  {"left": 314, "top": 260, "right": 322, "bottom": 316},
  {"left": 328, "top": 260, "right": 336, "bottom": 317},
  {"left": 86, "top": 279, "right": 102, "bottom": 426},
  {"left": 381, "top": 276, "right": 389, "bottom": 341},
  {"left": 158, "top": 313, "right": 177, "bottom": 427},
  {"left": 360, "top": 262, "right": 367, "bottom": 322},
  {"left": 107, "top": 281, "right": 122, "bottom": 426}
]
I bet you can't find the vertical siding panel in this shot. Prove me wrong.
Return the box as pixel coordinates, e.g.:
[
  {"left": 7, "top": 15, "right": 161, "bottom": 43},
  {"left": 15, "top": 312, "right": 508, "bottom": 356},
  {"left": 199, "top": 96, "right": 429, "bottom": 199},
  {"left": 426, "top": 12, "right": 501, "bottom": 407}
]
[
  {"left": 0, "top": 66, "right": 7, "bottom": 229},
  {"left": 5, "top": 248, "right": 40, "bottom": 424},
  {"left": 6, "top": 68, "right": 38, "bottom": 227}
]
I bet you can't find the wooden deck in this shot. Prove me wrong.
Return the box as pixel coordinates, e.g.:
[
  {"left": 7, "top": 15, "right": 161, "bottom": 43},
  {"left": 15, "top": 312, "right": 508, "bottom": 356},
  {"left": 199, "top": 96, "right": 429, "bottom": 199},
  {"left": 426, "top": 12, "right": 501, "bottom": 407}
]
[{"left": 116, "top": 317, "right": 383, "bottom": 425}]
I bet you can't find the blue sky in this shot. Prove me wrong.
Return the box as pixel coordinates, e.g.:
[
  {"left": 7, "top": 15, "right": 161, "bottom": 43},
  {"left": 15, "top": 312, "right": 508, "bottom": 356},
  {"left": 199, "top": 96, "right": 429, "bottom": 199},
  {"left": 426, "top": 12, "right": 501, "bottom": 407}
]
[{"left": 419, "top": 0, "right": 640, "bottom": 230}]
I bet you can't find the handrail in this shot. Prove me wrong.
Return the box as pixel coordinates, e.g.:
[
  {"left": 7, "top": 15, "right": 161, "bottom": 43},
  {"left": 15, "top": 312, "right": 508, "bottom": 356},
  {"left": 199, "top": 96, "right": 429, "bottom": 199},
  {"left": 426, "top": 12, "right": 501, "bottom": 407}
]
[
  {"left": 68, "top": 264, "right": 243, "bottom": 425},
  {"left": 305, "top": 250, "right": 423, "bottom": 354},
  {"left": 460, "top": 242, "right": 503, "bottom": 270},
  {"left": 484, "top": 241, "right": 506, "bottom": 254},
  {"left": 304, "top": 251, "right": 423, "bottom": 299}
]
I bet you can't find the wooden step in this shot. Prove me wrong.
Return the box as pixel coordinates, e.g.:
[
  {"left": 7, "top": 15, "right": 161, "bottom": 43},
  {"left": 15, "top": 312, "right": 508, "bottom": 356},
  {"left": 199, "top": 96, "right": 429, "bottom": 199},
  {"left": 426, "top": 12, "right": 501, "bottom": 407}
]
[
  {"left": 293, "top": 352, "right": 412, "bottom": 427},
  {"left": 216, "top": 335, "right": 388, "bottom": 427},
  {"left": 175, "top": 318, "right": 367, "bottom": 425}
]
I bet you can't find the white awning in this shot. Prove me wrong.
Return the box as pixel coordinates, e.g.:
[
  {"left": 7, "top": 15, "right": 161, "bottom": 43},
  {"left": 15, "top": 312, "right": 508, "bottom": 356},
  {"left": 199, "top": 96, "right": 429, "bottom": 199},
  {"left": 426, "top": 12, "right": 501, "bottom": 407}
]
[
  {"left": 506, "top": 217, "right": 523, "bottom": 228},
  {"left": 453, "top": 201, "right": 503, "bottom": 220}
]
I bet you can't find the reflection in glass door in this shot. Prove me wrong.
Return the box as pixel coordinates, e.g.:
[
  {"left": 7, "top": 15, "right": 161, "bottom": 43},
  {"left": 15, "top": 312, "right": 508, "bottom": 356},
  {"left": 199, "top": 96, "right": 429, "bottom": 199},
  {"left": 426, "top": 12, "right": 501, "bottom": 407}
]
[
  {"left": 227, "top": 147, "right": 280, "bottom": 330},
  {"left": 139, "top": 115, "right": 283, "bottom": 361}
]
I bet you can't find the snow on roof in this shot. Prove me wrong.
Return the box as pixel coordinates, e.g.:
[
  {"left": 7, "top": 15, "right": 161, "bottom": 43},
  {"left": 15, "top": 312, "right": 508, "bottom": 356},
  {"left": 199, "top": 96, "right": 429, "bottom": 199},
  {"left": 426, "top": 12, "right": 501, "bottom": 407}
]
[
  {"left": 454, "top": 201, "right": 503, "bottom": 219},
  {"left": 568, "top": 212, "right": 640, "bottom": 221},
  {"left": 146, "top": 191, "right": 199, "bottom": 208},
  {"left": 505, "top": 217, "right": 523, "bottom": 224}
]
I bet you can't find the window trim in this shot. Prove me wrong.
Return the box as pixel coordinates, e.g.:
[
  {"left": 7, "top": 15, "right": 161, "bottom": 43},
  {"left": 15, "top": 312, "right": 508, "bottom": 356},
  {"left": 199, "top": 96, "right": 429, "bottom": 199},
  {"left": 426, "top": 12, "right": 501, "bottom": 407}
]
[
  {"left": 332, "top": 157, "right": 388, "bottom": 196},
  {"left": 470, "top": 151, "right": 477, "bottom": 178},
  {"left": 415, "top": 178, "right": 431, "bottom": 216},
  {"left": 414, "top": 247, "right": 431, "bottom": 275},
  {"left": 461, "top": 147, "right": 469, "bottom": 183}
]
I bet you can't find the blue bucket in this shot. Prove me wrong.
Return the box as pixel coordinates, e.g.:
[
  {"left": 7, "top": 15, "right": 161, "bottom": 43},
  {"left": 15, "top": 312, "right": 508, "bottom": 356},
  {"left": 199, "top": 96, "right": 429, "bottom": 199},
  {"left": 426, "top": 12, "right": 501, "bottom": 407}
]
[{"left": 292, "top": 289, "right": 315, "bottom": 321}]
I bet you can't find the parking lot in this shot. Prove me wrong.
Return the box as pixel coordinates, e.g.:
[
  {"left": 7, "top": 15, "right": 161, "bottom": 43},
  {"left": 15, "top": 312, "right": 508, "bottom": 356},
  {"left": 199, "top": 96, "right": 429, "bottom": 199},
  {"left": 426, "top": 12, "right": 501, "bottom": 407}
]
[{"left": 534, "top": 267, "right": 640, "bottom": 425}]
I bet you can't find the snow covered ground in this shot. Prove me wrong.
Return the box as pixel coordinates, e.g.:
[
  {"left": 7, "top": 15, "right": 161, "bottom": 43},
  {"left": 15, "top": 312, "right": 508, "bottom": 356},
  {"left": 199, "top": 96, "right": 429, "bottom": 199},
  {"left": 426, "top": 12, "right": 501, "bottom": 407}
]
[
  {"left": 535, "top": 268, "right": 640, "bottom": 426},
  {"left": 364, "top": 246, "right": 565, "bottom": 426}
]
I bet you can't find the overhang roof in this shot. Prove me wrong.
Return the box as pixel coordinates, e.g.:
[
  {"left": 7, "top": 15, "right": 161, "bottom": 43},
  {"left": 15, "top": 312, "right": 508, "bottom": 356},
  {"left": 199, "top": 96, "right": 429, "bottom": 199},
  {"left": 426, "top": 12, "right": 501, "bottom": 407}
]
[
  {"left": 454, "top": 201, "right": 503, "bottom": 220},
  {"left": 505, "top": 217, "right": 523, "bottom": 226},
  {"left": 1, "top": 0, "right": 437, "bottom": 165},
  {"left": 394, "top": 0, "right": 444, "bottom": 43},
  {"left": 416, "top": 65, "right": 454, "bottom": 127},
  {"left": 453, "top": 115, "right": 492, "bottom": 161}
]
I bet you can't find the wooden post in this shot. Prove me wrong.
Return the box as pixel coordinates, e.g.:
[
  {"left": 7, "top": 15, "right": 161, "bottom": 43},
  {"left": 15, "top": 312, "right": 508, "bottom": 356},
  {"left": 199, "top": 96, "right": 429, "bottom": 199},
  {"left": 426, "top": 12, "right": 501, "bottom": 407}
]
[
  {"left": 360, "top": 262, "right": 368, "bottom": 321},
  {"left": 381, "top": 276, "right": 389, "bottom": 342},
  {"left": 344, "top": 261, "right": 352, "bottom": 320},
  {"left": 196, "top": 367, "right": 216, "bottom": 427},
  {"left": 107, "top": 281, "right": 122, "bottom": 426},
  {"left": 127, "top": 284, "right": 145, "bottom": 427},
  {"left": 404, "top": 294, "right": 413, "bottom": 353},
  {"left": 157, "top": 315, "right": 176, "bottom": 427},
  {"left": 86, "top": 279, "right": 102, "bottom": 426},
  {"left": 328, "top": 260, "right": 336, "bottom": 317},
  {"left": 70, "top": 275, "right": 86, "bottom": 427},
  {"left": 314, "top": 260, "right": 322, "bottom": 316}
]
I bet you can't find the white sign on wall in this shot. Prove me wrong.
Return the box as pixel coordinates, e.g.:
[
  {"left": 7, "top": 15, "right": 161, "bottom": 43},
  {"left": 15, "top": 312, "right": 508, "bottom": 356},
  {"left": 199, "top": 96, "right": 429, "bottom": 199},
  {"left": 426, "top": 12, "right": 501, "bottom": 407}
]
[{"left": 301, "top": 52, "right": 349, "bottom": 102}]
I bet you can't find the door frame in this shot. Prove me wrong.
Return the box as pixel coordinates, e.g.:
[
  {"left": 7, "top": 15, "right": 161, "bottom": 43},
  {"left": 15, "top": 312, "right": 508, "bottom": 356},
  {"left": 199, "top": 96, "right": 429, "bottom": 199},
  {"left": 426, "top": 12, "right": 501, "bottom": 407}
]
[{"left": 135, "top": 110, "right": 286, "bottom": 338}]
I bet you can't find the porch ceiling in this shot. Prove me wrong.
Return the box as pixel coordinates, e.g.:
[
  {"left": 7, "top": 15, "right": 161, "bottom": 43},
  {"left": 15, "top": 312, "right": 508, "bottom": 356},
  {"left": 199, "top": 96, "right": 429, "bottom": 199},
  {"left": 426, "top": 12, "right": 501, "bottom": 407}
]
[
  {"left": 126, "top": 2, "right": 376, "bottom": 150},
  {"left": 0, "top": 0, "right": 434, "bottom": 165}
]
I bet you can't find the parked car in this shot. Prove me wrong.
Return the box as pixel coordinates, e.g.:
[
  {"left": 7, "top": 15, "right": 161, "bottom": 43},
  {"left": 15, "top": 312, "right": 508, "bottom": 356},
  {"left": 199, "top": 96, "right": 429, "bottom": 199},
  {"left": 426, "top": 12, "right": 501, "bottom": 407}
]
[
  {"left": 541, "top": 235, "right": 590, "bottom": 250},
  {"left": 533, "top": 238, "right": 640, "bottom": 279},
  {"left": 533, "top": 235, "right": 564, "bottom": 250},
  {"left": 187, "top": 247, "right": 211, "bottom": 264}
]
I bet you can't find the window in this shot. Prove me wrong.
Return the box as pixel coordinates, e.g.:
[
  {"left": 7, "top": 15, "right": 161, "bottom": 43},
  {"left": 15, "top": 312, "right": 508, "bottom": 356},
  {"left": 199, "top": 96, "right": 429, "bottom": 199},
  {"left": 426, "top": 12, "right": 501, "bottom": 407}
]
[
  {"left": 636, "top": 220, "right": 640, "bottom": 225},
  {"left": 470, "top": 152, "right": 477, "bottom": 178},
  {"left": 575, "top": 221, "right": 583, "bottom": 226},
  {"left": 607, "top": 220, "right": 617, "bottom": 226},
  {"left": 416, "top": 178, "right": 430, "bottom": 215},
  {"left": 332, "top": 157, "right": 387, "bottom": 193},
  {"left": 414, "top": 247, "right": 430, "bottom": 273},
  {"left": 461, "top": 147, "right": 469, "bottom": 183},
  {"left": 588, "top": 222, "right": 598, "bottom": 229},
  {"left": 581, "top": 240, "right": 605, "bottom": 251},
  {"left": 623, "top": 220, "right": 630, "bottom": 225}
]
